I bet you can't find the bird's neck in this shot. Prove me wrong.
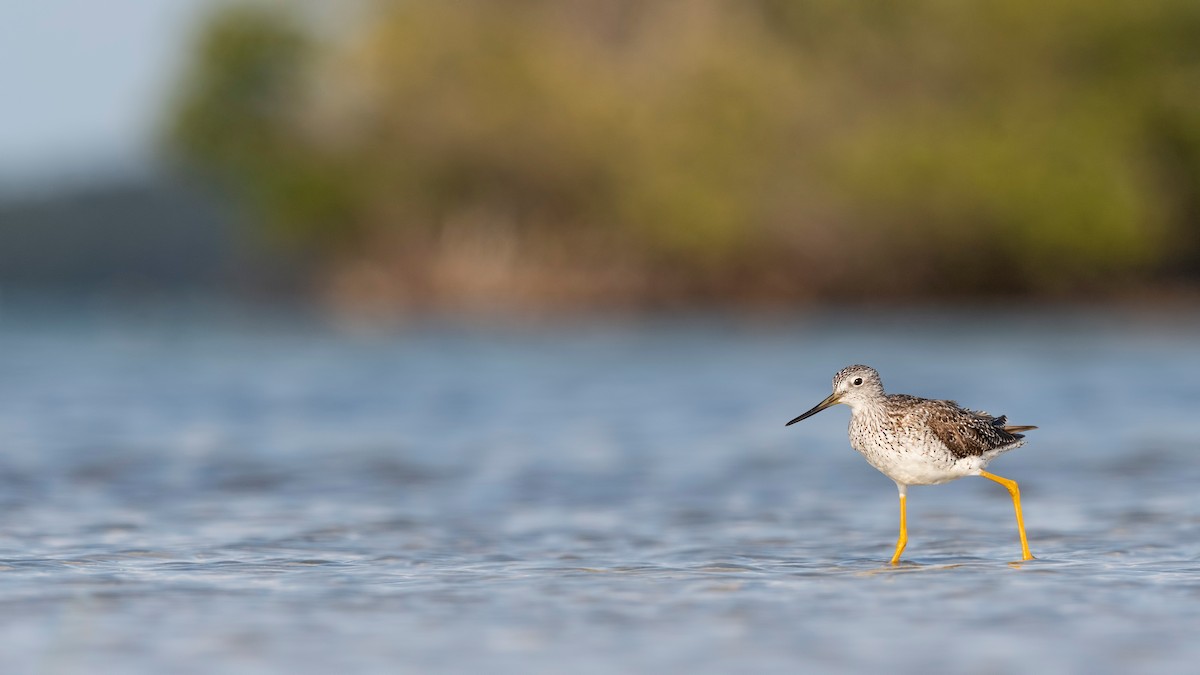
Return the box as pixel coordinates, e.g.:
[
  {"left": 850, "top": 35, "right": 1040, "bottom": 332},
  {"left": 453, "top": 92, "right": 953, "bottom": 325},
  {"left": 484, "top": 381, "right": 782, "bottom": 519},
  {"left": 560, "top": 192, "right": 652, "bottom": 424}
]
[{"left": 846, "top": 398, "right": 889, "bottom": 424}]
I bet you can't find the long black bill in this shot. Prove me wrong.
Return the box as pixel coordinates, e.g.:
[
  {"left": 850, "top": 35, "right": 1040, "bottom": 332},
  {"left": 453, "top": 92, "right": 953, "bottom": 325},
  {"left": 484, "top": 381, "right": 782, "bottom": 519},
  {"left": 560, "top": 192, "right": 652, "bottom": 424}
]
[{"left": 785, "top": 392, "right": 841, "bottom": 426}]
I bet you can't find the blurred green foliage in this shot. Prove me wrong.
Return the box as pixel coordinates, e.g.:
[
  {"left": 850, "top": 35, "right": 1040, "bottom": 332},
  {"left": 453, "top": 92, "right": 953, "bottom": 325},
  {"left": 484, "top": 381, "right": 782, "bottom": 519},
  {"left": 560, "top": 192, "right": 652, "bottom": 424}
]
[{"left": 168, "top": 0, "right": 1200, "bottom": 305}]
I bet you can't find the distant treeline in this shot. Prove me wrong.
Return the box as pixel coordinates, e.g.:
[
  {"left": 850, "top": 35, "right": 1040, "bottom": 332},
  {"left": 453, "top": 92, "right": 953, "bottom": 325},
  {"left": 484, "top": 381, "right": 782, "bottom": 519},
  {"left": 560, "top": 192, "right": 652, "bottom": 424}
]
[
  {"left": 0, "top": 178, "right": 306, "bottom": 297},
  {"left": 167, "top": 0, "right": 1200, "bottom": 311}
]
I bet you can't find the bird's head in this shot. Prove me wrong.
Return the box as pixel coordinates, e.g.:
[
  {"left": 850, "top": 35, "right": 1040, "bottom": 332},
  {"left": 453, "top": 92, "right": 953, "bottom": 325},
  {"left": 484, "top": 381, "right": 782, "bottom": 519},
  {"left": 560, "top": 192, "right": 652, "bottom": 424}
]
[{"left": 786, "top": 364, "right": 883, "bottom": 425}]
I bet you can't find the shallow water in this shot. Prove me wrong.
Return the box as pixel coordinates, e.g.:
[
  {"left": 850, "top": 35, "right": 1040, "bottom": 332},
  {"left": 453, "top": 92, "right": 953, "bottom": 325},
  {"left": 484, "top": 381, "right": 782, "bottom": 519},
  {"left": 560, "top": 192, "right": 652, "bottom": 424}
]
[{"left": 0, "top": 304, "right": 1198, "bottom": 674}]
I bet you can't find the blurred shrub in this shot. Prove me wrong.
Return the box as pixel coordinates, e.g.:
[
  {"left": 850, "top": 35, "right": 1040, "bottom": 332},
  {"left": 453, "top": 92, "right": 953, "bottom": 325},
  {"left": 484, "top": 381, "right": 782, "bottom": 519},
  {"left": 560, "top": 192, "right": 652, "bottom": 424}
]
[{"left": 167, "top": 0, "right": 1200, "bottom": 307}]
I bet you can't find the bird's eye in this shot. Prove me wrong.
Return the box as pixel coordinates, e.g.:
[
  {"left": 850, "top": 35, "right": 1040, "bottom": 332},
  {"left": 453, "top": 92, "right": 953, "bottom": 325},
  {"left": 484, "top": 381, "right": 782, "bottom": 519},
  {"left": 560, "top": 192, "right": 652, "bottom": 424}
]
[{"left": 853, "top": 377, "right": 863, "bottom": 386}]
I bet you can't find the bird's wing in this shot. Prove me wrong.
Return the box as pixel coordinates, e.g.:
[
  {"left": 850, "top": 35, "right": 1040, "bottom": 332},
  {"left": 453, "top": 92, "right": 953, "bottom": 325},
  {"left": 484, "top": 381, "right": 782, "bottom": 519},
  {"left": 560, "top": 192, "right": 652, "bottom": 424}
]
[{"left": 912, "top": 399, "right": 1025, "bottom": 460}]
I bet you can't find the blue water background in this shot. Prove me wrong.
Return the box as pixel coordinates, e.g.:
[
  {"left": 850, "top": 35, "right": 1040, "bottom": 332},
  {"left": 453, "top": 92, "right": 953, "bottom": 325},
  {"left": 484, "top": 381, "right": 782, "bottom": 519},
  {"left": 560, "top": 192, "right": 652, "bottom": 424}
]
[{"left": 0, "top": 303, "right": 1197, "bottom": 674}]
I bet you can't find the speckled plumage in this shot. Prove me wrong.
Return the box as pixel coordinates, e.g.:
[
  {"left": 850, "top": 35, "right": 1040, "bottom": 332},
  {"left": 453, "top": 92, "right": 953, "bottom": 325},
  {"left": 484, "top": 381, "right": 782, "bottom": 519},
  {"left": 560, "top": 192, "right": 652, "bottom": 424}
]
[
  {"left": 786, "top": 364, "right": 1037, "bottom": 562},
  {"left": 826, "top": 365, "right": 1034, "bottom": 486}
]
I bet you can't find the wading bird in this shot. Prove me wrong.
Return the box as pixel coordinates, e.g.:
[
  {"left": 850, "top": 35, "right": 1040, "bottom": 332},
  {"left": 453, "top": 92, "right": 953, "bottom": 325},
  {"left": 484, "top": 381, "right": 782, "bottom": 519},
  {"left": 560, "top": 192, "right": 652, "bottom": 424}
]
[{"left": 786, "top": 365, "right": 1034, "bottom": 564}]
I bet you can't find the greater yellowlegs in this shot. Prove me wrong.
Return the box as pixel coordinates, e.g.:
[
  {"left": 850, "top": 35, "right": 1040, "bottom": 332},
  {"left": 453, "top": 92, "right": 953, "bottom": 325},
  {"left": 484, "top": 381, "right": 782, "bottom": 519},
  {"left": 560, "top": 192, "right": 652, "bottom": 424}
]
[{"left": 786, "top": 365, "right": 1035, "bottom": 563}]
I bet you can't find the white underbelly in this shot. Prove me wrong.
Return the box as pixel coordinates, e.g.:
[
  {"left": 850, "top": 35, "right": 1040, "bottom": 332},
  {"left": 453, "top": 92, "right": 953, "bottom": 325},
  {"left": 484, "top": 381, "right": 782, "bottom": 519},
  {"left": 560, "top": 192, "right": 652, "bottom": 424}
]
[{"left": 855, "top": 443, "right": 986, "bottom": 486}]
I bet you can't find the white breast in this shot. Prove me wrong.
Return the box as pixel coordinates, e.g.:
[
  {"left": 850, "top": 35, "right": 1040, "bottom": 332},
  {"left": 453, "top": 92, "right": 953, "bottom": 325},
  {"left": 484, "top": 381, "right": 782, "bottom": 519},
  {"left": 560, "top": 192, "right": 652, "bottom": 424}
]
[{"left": 847, "top": 409, "right": 981, "bottom": 486}]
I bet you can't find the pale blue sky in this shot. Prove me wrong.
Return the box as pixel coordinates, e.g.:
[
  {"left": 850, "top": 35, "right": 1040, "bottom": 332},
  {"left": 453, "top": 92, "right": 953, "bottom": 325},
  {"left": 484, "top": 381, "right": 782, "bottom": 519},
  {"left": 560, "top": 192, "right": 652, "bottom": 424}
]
[{"left": 0, "top": 0, "right": 219, "bottom": 189}]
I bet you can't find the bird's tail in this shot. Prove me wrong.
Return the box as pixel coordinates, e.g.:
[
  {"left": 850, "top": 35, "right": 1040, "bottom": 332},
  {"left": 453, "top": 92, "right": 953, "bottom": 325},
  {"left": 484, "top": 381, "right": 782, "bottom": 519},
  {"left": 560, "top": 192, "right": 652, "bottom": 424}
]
[{"left": 1002, "top": 425, "right": 1038, "bottom": 434}]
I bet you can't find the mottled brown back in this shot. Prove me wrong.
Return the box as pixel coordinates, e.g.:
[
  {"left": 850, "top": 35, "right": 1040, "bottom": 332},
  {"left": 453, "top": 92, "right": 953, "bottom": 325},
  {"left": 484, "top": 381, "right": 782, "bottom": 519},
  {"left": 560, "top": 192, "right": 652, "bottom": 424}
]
[{"left": 887, "top": 394, "right": 1036, "bottom": 460}]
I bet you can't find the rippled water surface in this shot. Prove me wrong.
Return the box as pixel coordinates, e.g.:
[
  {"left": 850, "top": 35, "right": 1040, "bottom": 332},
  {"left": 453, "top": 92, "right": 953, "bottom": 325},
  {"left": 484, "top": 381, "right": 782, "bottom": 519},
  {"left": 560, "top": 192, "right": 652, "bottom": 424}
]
[{"left": 0, "top": 304, "right": 1198, "bottom": 674}]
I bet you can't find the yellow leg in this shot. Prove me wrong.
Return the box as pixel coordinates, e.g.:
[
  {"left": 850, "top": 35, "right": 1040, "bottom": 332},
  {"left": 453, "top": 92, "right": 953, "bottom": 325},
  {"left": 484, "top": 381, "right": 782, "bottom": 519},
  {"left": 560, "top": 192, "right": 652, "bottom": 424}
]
[
  {"left": 979, "top": 471, "right": 1034, "bottom": 561},
  {"left": 889, "top": 492, "right": 908, "bottom": 565}
]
